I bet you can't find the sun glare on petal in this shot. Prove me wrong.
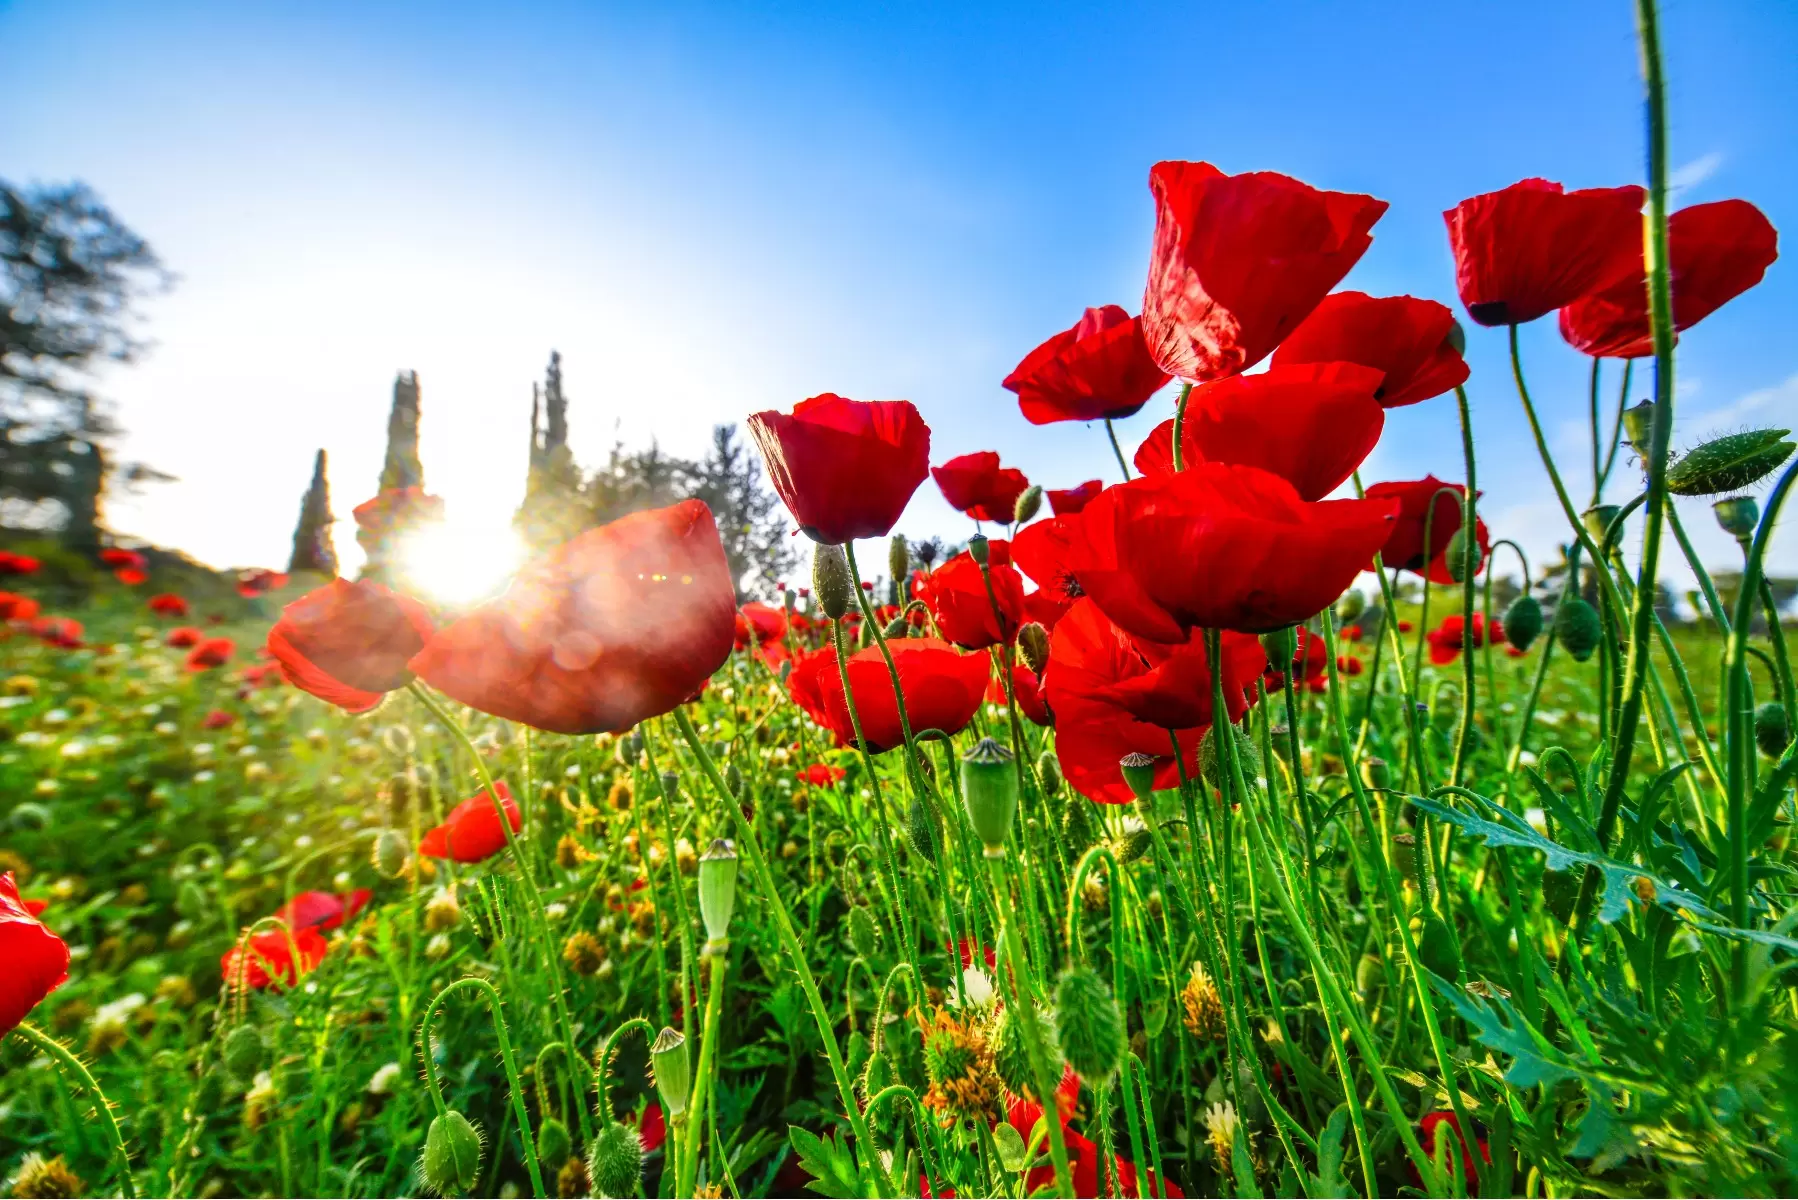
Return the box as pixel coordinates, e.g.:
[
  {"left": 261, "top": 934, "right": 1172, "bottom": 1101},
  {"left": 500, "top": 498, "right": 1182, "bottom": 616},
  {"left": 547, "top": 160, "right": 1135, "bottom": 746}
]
[{"left": 397, "top": 520, "right": 526, "bottom": 607}]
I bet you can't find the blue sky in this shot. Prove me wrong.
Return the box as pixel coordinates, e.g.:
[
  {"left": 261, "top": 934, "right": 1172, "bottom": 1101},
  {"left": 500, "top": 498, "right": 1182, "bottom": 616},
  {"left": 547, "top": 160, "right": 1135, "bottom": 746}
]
[{"left": 3, "top": 0, "right": 1794, "bottom": 592}]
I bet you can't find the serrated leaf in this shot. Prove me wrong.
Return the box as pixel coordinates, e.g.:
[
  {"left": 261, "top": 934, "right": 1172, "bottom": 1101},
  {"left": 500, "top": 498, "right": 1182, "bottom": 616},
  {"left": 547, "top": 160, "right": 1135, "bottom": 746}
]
[
  {"left": 787, "top": 1125, "right": 862, "bottom": 1199},
  {"left": 1308, "top": 1105, "right": 1352, "bottom": 1199}
]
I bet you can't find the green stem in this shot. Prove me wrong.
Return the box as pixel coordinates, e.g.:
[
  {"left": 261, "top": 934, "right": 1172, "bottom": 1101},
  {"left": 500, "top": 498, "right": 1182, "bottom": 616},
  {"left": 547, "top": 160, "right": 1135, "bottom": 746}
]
[
  {"left": 1105, "top": 418, "right": 1133, "bottom": 481},
  {"left": 679, "top": 950, "right": 729, "bottom": 1197},
  {"left": 10, "top": 1022, "right": 137, "bottom": 1199},
  {"left": 1452, "top": 385, "right": 1480, "bottom": 786},
  {"left": 1169, "top": 382, "right": 1194, "bottom": 471},
  {"left": 417, "top": 977, "right": 545, "bottom": 1198}
]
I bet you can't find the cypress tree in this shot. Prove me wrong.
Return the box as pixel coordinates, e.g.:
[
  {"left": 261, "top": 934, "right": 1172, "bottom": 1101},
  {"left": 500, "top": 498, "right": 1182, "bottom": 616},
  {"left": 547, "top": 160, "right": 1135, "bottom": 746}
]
[
  {"left": 288, "top": 448, "right": 337, "bottom": 576},
  {"left": 515, "top": 351, "right": 585, "bottom": 551},
  {"left": 379, "top": 370, "right": 424, "bottom": 492}
]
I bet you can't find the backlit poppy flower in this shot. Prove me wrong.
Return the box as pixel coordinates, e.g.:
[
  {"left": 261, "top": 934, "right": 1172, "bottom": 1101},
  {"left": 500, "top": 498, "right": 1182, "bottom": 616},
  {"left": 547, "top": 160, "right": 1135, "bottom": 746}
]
[
  {"left": 1043, "top": 600, "right": 1204, "bottom": 805},
  {"left": 114, "top": 567, "right": 148, "bottom": 586},
  {"left": 1132, "top": 363, "right": 1385, "bottom": 500},
  {"left": 420, "top": 783, "right": 523, "bottom": 863},
  {"left": 267, "top": 579, "right": 434, "bottom": 713},
  {"left": 735, "top": 601, "right": 788, "bottom": 649},
  {"left": 1047, "top": 480, "right": 1103, "bottom": 516},
  {"left": 1272, "top": 291, "right": 1470, "bottom": 407},
  {"left": 201, "top": 709, "right": 235, "bottom": 729},
  {"left": 918, "top": 541, "right": 1025, "bottom": 650},
  {"left": 1011, "top": 516, "right": 1082, "bottom": 607},
  {"left": 1022, "top": 588, "right": 1072, "bottom": 633},
  {"left": 1414, "top": 1111, "right": 1491, "bottom": 1190},
  {"left": 410, "top": 500, "right": 737, "bottom": 736},
  {"left": 1003, "top": 305, "right": 1170, "bottom": 425},
  {"left": 31, "top": 616, "right": 83, "bottom": 649},
  {"left": 99, "top": 547, "right": 146, "bottom": 570},
  {"left": 148, "top": 593, "right": 189, "bottom": 617},
  {"left": 1365, "top": 476, "right": 1490, "bottom": 582},
  {"left": 0, "top": 551, "right": 40, "bottom": 575},
  {"left": 237, "top": 568, "right": 290, "bottom": 599},
  {"left": 273, "top": 889, "right": 373, "bottom": 932},
  {"left": 166, "top": 626, "right": 204, "bottom": 648},
  {"left": 1092, "top": 626, "right": 1265, "bottom": 730},
  {"left": 1005, "top": 1064, "right": 1184, "bottom": 1199},
  {"left": 1444, "top": 179, "right": 1645, "bottom": 326},
  {"left": 1426, "top": 613, "right": 1505, "bottom": 665},
  {"left": 2, "top": 871, "right": 69, "bottom": 1035},
  {"left": 1559, "top": 199, "right": 1779, "bottom": 357},
  {"left": 1141, "top": 161, "right": 1387, "bottom": 381},
  {"left": 796, "top": 763, "right": 846, "bottom": 788},
  {"left": 1263, "top": 627, "right": 1330, "bottom": 694},
  {"left": 185, "top": 637, "right": 236, "bottom": 671},
  {"left": 0, "top": 592, "right": 39, "bottom": 622},
  {"left": 749, "top": 394, "right": 931, "bottom": 544},
  {"left": 221, "top": 926, "right": 329, "bottom": 991},
  {"left": 988, "top": 664, "right": 1051, "bottom": 726},
  {"left": 933, "top": 452, "right": 1031, "bottom": 524},
  {"left": 1068, "top": 463, "right": 1398, "bottom": 640},
  {"left": 787, "top": 639, "right": 989, "bottom": 754}
]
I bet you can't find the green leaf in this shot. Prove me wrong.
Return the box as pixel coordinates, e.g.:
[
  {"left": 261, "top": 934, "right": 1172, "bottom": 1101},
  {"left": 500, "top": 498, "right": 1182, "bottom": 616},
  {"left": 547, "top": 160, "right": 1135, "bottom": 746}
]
[
  {"left": 993, "top": 1121, "right": 1028, "bottom": 1173},
  {"left": 1231, "top": 1116, "right": 1264, "bottom": 1199},
  {"left": 1426, "top": 971, "right": 1576, "bottom": 1089},
  {"left": 1308, "top": 1105, "right": 1353, "bottom": 1200},
  {"left": 786, "top": 1125, "right": 862, "bottom": 1199}
]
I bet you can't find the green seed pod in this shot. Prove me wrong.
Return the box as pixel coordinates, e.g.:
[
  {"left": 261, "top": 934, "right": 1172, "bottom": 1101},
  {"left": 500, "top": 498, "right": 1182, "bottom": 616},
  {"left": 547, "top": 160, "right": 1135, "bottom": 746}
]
[
  {"left": 222, "top": 1024, "right": 265, "bottom": 1079},
  {"left": 847, "top": 904, "right": 881, "bottom": 960},
  {"left": 1713, "top": 496, "right": 1760, "bottom": 541},
  {"left": 1013, "top": 485, "right": 1044, "bottom": 525},
  {"left": 1017, "top": 622, "right": 1051, "bottom": 675},
  {"left": 175, "top": 879, "right": 210, "bottom": 922},
  {"left": 1336, "top": 588, "right": 1366, "bottom": 622},
  {"left": 1554, "top": 596, "right": 1602, "bottom": 663},
  {"left": 967, "top": 534, "right": 990, "bottom": 566},
  {"left": 888, "top": 534, "right": 910, "bottom": 583},
  {"left": 420, "top": 1110, "right": 483, "bottom": 1196},
  {"left": 697, "top": 839, "right": 739, "bottom": 947},
  {"left": 961, "top": 738, "right": 1017, "bottom": 857},
  {"left": 1666, "top": 428, "right": 1795, "bottom": 497},
  {"left": 621, "top": 729, "right": 644, "bottom": 764},
  {"left": 992, "top": 1005, "right": 1058, "bottom": 1100},
  {"left": 1199, "top": 722, "right": 1261, "bottom": 790},
  {"left": 784, "top": 587, "right": 797, "bottom": 613},
  {"left": 8, "top": 802, "right": 50, "bottom": 831},
  {"left": 659, "top": 771, "right": 680, "bottom": 801},
  {"left": 586, "top": 1120, "right": 644, "bottom": 1199},
  {"left": 1622, "top": 400, "right": 1656, "bottom": 456},
  {"left": 535, "top": 1116, "right": 573, "bottom": 1170},
  {"left": 1360, "top": 757, "right": 1391, "bottom": 792},
  {"left": 1259, "top": 626, "right": 1297, "bottom": 673},
  {"left": 1755, "top": 702, "right": 1790, "bottom": 759},
  {"left": 373, "top": 828, "right": 410, "bottom": 879},
  {"left": 1055, "top": 967, "right": 1125, "bottom": 1085},
  {"left": 1503, "top": 594, "right": 1543, "bottom": 651},
  {"left": 1118, "top": 751, "right": 1156, "bottom": 802},
  {"left": 904, "top": 795, "right": 938, "bottom": 859},
  {"left": 650, "top": 1026, "right": 691, "bottom": 1118},
  {"left": 812, "top": 544, "right": 854, "bottom": 620},
  {"left": 1445, "top": 526, "right": 1482, "bottom": 581},
  {"left": 1036, "top": 751, "right": 1061, "bottom": 799}
]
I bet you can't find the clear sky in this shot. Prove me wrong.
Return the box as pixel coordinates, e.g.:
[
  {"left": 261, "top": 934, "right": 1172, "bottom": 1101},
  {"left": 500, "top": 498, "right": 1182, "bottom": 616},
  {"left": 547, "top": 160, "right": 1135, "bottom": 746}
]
[{"left": 3, "top": 0, "right": 1794, "bottom": 595}]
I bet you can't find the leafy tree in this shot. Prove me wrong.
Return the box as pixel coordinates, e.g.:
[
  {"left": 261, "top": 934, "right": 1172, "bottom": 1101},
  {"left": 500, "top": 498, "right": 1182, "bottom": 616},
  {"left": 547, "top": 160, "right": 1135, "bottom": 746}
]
[
  {"left": 684, "top": 422, "right": 796, "bottom": 600},
  {"left": 288, "top": 448, "right": 338, "bottom": 576}
]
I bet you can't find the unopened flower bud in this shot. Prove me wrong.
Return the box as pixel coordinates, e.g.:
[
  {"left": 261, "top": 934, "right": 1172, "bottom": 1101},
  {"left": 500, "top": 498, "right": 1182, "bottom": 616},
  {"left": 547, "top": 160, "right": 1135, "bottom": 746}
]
[
  {"left": 1036, "top": 751, "right": 1061, "bottom": 798},
  {"left": 1503, "top": 594, "right": 1543, "bottom": 651},
  {"left": 659, "top": 771, "right": 679, "bottom": 801},
  {"left": 1713, "top": 496, "right": 1760, "bottom": 541},
  {"left": 1335, "top": 589, "right": 1366, "bottom": 622},
  {"left": 698, "top": 839, "right": 739, "bottom": 947},
  {"left": 421, "top": 1110, "right": 484, "bottom": 1196},
  {"left": 1555, "top": 596, "right": 1602, "bottom": 663},
  {"left": 847, "top": 904, "right": 881, "bottom": 960},
  {"left": 620, "top": 729, "right": 644, "bottom": 764},
  {"left": 587, "top": 1120, "right": 644, "bottom": 1199},
  {"left": 888, "top": 535, "right": 910, "bottom": 582},
  {"left": 1667, "top": 428, "right": 1795, "bottom": 497},
  {"left": 961, "top": 737, "right": 1017, "bottom": 857},
  {"left": 1582, "top": 505, "right": 1620, "bottom": 548},
  {"left": 1622, "top": 400, "right": 1656, "bottom": 456},
  {"left": 223, "top": 1023, "right": 265, "bottom": 1079},
  {"left": 1259, "top": 627, "right": 1296, "bottom": 672},
  {"left": 1445, "top": 525, "right": 1483, "bottom": 580},
  {"left": 373, "top": 828, "right": 410, "bottom": 878},
  {"left": 1055, "top": 966, "right": 1124, "bottom": 1084},
  {"left": 1445, "top": 318, "right": 1467, "bottom": 356},
  {"left": 1756, "top": 701, "right": 1791, "bottom": 759},
  {"left": 175, "top": 879, "right": 209, "bottom": 921},
  {"left": 1013, "top": 485, "right": 1043, "bottom": 525},
  {"left": 905, "top": 795, "right": 938, "bottom": 858},
  {"left": 967, "top": 535, "right": 989, "bottom": 567},
  {"left": 883, "top": 614, "right": 910, "bottom": 640},
  {"left": 1360, "top": 757, "right": 1390, "bottom": 792},
  {"left": 812, "top": 544, "right": 853, "bottom": 620},
  {"left": 1119, "top": 751, "right": 1156, "bottom": 802},
  {"left": 1016, "top": 622, "right": 1050, "bottom": 675},
  {"left": 783, "top": 587, "right": 797, "bottom": 613},
  {"left": 650, "top": 1026, "right": 691, "bottom": 1118},
  {"left": 536, "top": 1116, "right": 573, "bottom": 1169}
]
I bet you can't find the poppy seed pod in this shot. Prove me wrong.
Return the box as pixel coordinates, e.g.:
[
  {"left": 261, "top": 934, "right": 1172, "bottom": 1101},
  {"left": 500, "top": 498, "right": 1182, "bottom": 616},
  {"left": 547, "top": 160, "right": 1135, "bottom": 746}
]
[
  {"left": 960, "top": 737, "right": 1017, "bottom": 856},
  {"left": 1555, "top": 597, "right": 1602, "bottom": 663},
  {"left": 621, "top": 730, "right": 644, "bottom": 764},
  {"left": 697, "top": 839, "right": 739, "bottom": 948},
  {"left": 1013, "top": 485, "right": 1044, "bottom": 525},
  {"left": 535, "top": 1116, "right": 573, "bottom": 1169},
  {"left": 1503, "top": 594, "right": 1543, "bottom": 652},
  {"left": 889, "top": 535, "right": 910, "bottom": 582},
  {"left": 420, "top": 1110, "right": 483, "bottom": 1196},
  {"left": 1055, "top": 966, "right": 1125, "bottom": 1085},
  {"left": 1119, "top": 751, "right": 1157, "bottom": 803},
  {"left": 1667, "top": 429, "right": 1795, "bottom": 497},
  {"left": 1622, "top": 400, "right": 1657, "bottom": 457},
  {"left": 1756, "top": 702, "right": 1790, "bottom": 759},
  {"left": 1445, "top": 526, "right": 1482, "bottom": 581},
  {"left": 223, "top": 1023, "right": 266, "bottom": 1079},
  {"left": 813, "top": 544, "right": 853, "bottom": 620},
  {"left": 586, "top": 1120, "right": 644, "bottom": 1199},
  {"left": 1259, "top": 627, "right": 1298, "bottom": 672},
  {"left": 1713, "top": 496, "right": 1760, "bottom": 541},
  {"left": 650, "top": 1026, "right": 691, "bottom": 1117},
  {"left": 1017, "top": 622, "right": 1051, "bottom": 675},
  {"left": 1360, "top": 756, "right": 1391, "bottom": 792},
  {"left": 373, "top": 828, "right": 410, "bottom": 878},
  {"left": 967, "top": 534, "right": 990, "bottom": 567}
]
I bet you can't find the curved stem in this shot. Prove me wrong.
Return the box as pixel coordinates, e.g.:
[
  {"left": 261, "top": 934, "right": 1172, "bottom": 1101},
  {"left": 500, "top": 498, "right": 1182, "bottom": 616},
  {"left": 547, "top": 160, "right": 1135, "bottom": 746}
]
[
  {"left": 417, "top": 977, "right": 545, "bottom": 1198},
  {"left": 10, "top": 1022, "right": 137, "bottom": 1199}
]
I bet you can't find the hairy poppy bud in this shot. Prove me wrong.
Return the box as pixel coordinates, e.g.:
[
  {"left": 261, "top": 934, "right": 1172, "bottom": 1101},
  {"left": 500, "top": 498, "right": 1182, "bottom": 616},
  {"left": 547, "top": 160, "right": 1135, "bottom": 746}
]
[
  {"left": 536, "top": 1116, "right": 573, "bottom": 1169},
  {"left": 1335, "top": 589, "right": 1366, "bottom": 623},
  {"left": 993, "top": 1005, "right": 1058, "bottom": 1100},
  {"left": 650, "top": 1026, "right": 691, "bottom": 1118},
  {"left": 1055, "top": 966, "right": 1125, "bottom": 1084},
  {"left": 847, "top": 904, "right": 880, "bottom": 960},
  {"left": 888, "top": 535, "right": 910, "bottom": 582},
  {"left": 1013, "top": 485, "right": 1044, "bottom": 525},
  {"left": 373, "top": 828, "right": 410, "bottom": 878},
  {"left": 967, "top": 534, "right": 990, "bottom": 567},
  {"left": 1582, "top": 505, "right": 1621, "bottom": 548},
  {"left": 1713, "top": 496, "right": 1760, "bottom": 541},
  {"left": 961, "top": 737, "right": 1017, "bottom": 857},
  {"left": 1554, "top": 596, "right": 1602, "bottom": 663},
  {"left": 1017, "top": 623, "right": 1050, "bottom": 675},
  {"left": 1199, "top": 722, "right": 1260, "bottom": 789},
  {"left": 725, "top": 763, "right": 745, "bottom": 798},
  {"left": 1503, "top": 595, "right": 1543, "bottom": 652},
  {"left": 1756, "top": 702, "right": 1790, "bottom": 759},
  {"left": 1259, "top": 627, "right": 1297, "bottom": 673},
  {"left": 1667, "top": 428, "right": 1795, "bottom": 497},
  {"left": 421, "top": 1109, "right": 484, "bottom": 1196},
  {"left": 1622, "top": 400, "right": 1656, "bottom": 457},
  {"left": 698, "top": 839, "right": 738, "bottom": 948},
  {"left": 883, "top": 614, "right": 910, "bottom": 640},
  {"left": 1119, "top": 751, "right": 1157, "bottom": 802},
  {"left": 175, "top": 879, "right": 209, "bottom": 921},
  {"left": 1036, "top": 751, "right": 1061, "bottom": 798},
  {"left": 223, "top": 1024, "right": 265, "bottom": 1079},
  {"left": 905, "top": 795, "right": 938, "bottom": 859},
  {"left": 1445, "top": 318, "right": 1467, "bottom": 356},
  {"left": 812, "top": 544, "right": 853, "bottom": 620},
  {"left": 1445, "top": 526, "right": 1482, "bottom": 581},
  {"left": 586, "top": 1120, "right": 643, "bottom": 1199}
]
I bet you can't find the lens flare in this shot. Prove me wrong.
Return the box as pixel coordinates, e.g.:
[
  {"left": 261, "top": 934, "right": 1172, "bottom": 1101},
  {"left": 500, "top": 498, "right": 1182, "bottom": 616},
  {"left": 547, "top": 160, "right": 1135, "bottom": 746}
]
[{"left": 396, "top": 521, "right": 526, "bottom": 607}]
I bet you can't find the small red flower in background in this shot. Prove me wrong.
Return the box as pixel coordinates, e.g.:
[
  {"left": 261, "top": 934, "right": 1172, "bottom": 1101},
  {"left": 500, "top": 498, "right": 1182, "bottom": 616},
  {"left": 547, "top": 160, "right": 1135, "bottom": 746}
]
[
  {"left": 1415, "top": 1111, "right": 1491, "bottom": 1189},
  {"left": 932, "top": 452, "right": 1031, "bottom": 524},
  {"left": 1273, "top": 291, "right": 1470, "bottom": 408},
  {"left": 237, "top": 568, "right": 290, "bottom": 599},
  {"left": 1506, "top": 644, "right": 1527, "bottom": 658},
  {"left": 1560, "top": 199, "right": 1779, "bottom": 358},
  {"left": 795, "top": 763, "right": 846, "bottom": 788},
  {"left": 988, "top": 664, "right": 1051, "bottom": 727},
  {"left": 1263, "top": 627, "right": 1331, "bottom": 695},
  {"left": 221, "top": 926, "right": 329, "bottom": 992},
  {"left": 148, "top": 593, "right": 189, "bottom": 617},
  {"left": 241, "top": 662, "right": 284, "bottom": 689},
  {"left": 1132, "top": 362, "right": 1385, "bottom": 501},
  {"left": 202, "top": 709, "right": 236, "bottom": 729},
  {"left": 631, "top": 1101, "right": 667, "bottom": 1154},
  {"left": 1046, "top": 480, "right": 1103, "bottom": 516},
  {"left": 1341, "top": 625, "right": 1363, "bottom": 642},
  {"left": 1337, "top": 654, "right": 1364, "bottom": 676},
  {"left": 410, "top": 500, "right": 737, "bottom": 736},
  {"left": 31, "top": 616, "right": 83, "bottom": 649},
  {"left": 186, "top": 636, "right": 236, "bottom": 671},
  {"left": 1365, "top": 476, "right": 1490, "bottom": 583},
  {"left": 419, "top": 783, "right": 522, "bottom": 863},
  {"left": 735, "top": 601, "right": 788, "bottom": 649},
  {"left": 272, "top": 889, "right": 373, "bottom": 932},
  {"left": 918, "top": 541, "right": 1025, "bottom": 651},
  {"left": 1141, "top": 160, "right": 1387, "bottom": 381},
  {"left": 2, "top": 871, "right": 69, "bottom": 1035},
  {"left": 748, "top": 394, "right": 931, "bottom": 545},
  {"left": 1444, "top": 178, "right": 1645, "bottom": 326},
  {"left": 166, "top": 626, "right": 205, "bottom": 648},
  {"left": 1427, "top": 613, "right": 1505, "bottom": 664},
  {"left": 114, "top": 567, "right": 148, "bottom": 586},
  {"left": 266, "top": 579, "right": 434, "bottom": 713},
  {"left": 1003, "top": 305, "right": 1170, "bottom": 425},
  {"left": 787, "top": 639, "right": 990, "bottom": 754},
  {"left": 1398, "top": 620, "right": 1414, "bottom": 633},
  {"left": 100, "top": 547, "right": 147, "bottom": 571},
  {"left": 0, "top": 551, "right": 40, "bottom": 575},
  {"left": 0, "top": 592, "right": 40, "bottom": 622}
]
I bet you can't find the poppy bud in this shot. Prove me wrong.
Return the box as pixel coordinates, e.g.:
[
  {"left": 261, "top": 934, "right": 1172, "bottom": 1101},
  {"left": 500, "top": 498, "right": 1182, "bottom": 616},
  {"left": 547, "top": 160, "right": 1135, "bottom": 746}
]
[
  {"left": 1622, "top": 400, "right": 1656, "bottom": 456},
  {"left": 783, "top": 587, "right": 797, "bottom": 614},
  {"left": 659, "top": 771, "right": 679, "bottom": 801},
  {"left": 1756, "top": 702, "right": 1790, "bottom": 759},
  {"left": 373, "top": 828, "right": 410, "bottom": 878},
  {"left": 1581, "top": 505, "right": 1621, "bottom": 547},
  {"left": 586, "top": 1120, "right": 644, "bottom": 1200},
  {"left": 725, "top": 763, "right": 745, "bottom": 797},
  {"left": 1115, "top": 826, "right": 1153, "bottom": 865},
  {"left": 883, "top": 614, "right": 910, "bottom": 640},
  {"left": 904, "top": 795, "right": 938, "bottom": 859},
  {"left": 1666, "top": 428, "right": 1795, "bottom": 497},
  {"left": 1118, "top": 751, "right": 1157, "bottom": 803},
  {"left": 223, "top": 1024, "right": 265, "bottom": 1079},
  {"left": 960, "top": 737, "right": 1017, "bottom": 857},
  {"left": 420, "top": 1109, "right": 484, "bottom": 1196},
  {"left": 650, "top": 1026, "right": 691, "bottom": 1118},
  {"left": 847, "top": 904, "right": 880, "bottom": 960},
  {"left": 1013, "top": 485, "right": 1043, "bottom": 525},
  {"left": 1445, "top": 318, "right": 1467, "bottom": 356},
  {"left": 888, "top": 535, "right": 910, "bottom": 582},
  {"left": 813, "top": 544, "right": 853, "bottom": 620},
  {"left": 175, "top": 879, "right": 209, "bottom": 921},
  {"left": 1409, "top": 913, "right": 1459, "bottom": 978},
  {"left": 1017, "top": 622, "right": 1050, "bottom": 675},
  {"left": 1055, "top": 966, "right": 1125, "bottom": 1084},
  {"left": 698, "top": 839, "right": 738, "bottom": 948},
  {"left": 1713, "top": 496, "right": 1760, "bottom": 541},
  {"left": 1503, "top": 595, "right": 1543, "bottom": 652},
  {"left": 1335, "top": 589, "right": 1366, "bottom": 623},
  {"left": 1445, "top": 527, "right": 1482, "bottom": 581},
  {"left": 993, "top": 1005, "right": 1058, "bottom": 1100},
  {"left": 1554, "top": 596, "right": 1602, "bottom": 662},
  {"left": 1199, "top": 722, "right": 1260, "bottom": 789},
  {"left": 967, "top": 535, "right": 989, "bottom": 566},
  {"left": 536, "top": 1116, "right": 573, "bottom": 1169},
  {"left": 1259, "top": 627, "right": 1297, "bottom": 673},
  {"left": 1036, "top": 751, "right": 1061, "bottom": 798}
]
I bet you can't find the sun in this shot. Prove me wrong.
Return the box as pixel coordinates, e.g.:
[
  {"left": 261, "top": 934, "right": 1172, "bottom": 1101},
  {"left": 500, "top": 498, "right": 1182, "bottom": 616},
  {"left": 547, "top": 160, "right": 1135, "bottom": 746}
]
[{"left": 395, "top": 519, "right": 527, "bottom": 607}]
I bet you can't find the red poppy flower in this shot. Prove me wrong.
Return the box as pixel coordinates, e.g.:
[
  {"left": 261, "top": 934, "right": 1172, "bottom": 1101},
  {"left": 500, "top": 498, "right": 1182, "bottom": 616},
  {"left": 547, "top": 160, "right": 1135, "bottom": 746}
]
[
  {"left": 1091, "top": 625, "right": 1265, "bottom": 730},
  {"left": 0, "top": 551, "right": 40, "bottom": 575},
  {"left": 796, "top": 762, "right": 846, "bottom": 788},
  {"left": 166, "top": 626, "right": 204, "bottom": 648},
  {"left": 1001, "top": 1060, "right": 1188, "bottom": 1199},
  {"left": 241, "top": 662, "right": 284, "bottom": 689},
  {"left": 201, "top": 709, "right": 236, "bottom": 729},
  {"left": 787, "top": 638, "right": 989, "bottom": 754},
  {"left": 748, "top": 394, "right": 931, "bottom": 544},
  {"left": 1506, "top": 645, "right": 1527, "bottom": 658},
  {"left": 1, "top": 871, "right": 69, "bottom": 1035},
  {"left": 1444, "top": 179, "right": 1645, "bottom": 326},
  {"left": 353, "top": 489, "right": 443, "bottom": 536},
  {"left": 735, "top": 601, "right": 788, "bottom": 649},
  {"left": 147, "top": 593, "right": 189, "bottom": 617},
  {"left": 631, "top": 1102, "right": 667, "bottom": 1155},
  {"left": 185, "top": 637, "right": 236, "bottom": 671},
  {"left": 31, "top": 616, "right": 83, "bottom": 649},
  {"left": 1003, "top": 305, "right": 1170, "bottom": 424},
  {"left": 99, "top": 547, "right": 146, "bottom": 570},
  {"left": 955, "top": 939, "right": 998, "bottom": 973},
  {"left": 1415, "top": 1111, "right": 1491, "bottom": 1189},
  {"left": 1559, "top": 199, "right": 1779, "bottom": 357},
  {"left": 272, "top": 889, "right": 373, "bottom": 932},
  {"left": 1341, "top": 625, "right": 1363, "bottom": 642},
  {"left": 1132, "top": 362, "right": 1385, "bottom": 500},
  {"left": 932, "top": 452, "right": 1031, "bottom": 524},
  {"left": 221, "top": 926, "right": 329, "bottom": 991},
  {"left": 0, "top": 592, "right": 39, "bottom": 622},
  {"left": 1426, "top": 613, "right": 1505, "bottom": 664},
  {"left": 1046, "top": 480, "right": 1103, "bottom": 516},
  {"left": 237, "top": 568, "right": 290, "bottom": 599},
  {"left": 988, "top": 664, "right": 1051, "bottom": 726},
  {"left": 1141, "top": 161, "right": 1387, "bottom": 381},
  {"left": 1365, "top": 476, "right": 1490, "bottom": 582},
  {"left": 1263, "top": 627, "right": 1331, "bottom": 694},
  {"left": 114, "top": 567, "right": 148, "bottom": 586},
  {"left": 1022, "top": 588, "right": 1072, "bottom": 633},
  {"left": 1011, "top": 517, "right": 1082, "bottom": 607},
  {"left": 1398, "top": 620, "right": 1414, "bottom": 633},
  {"left": 409, "top": 500, "right": 737, "bottom": 735},
  {"left": 1068, "top": 463, "right": 1398, "bottom": 640},
  {"left": 419, "top": 782, "right": 523, "bottom": 863},
  {"left": 1272, "top": 291, "right": 1470, "bottom": 407},
  {"left": 918, "top": 541, "right": 1026, "bottom": 651},
  {"left": 267, "top": 579, "right": 435, "bottom": 713},
  {"left": 1337, "top": 654, "right": 1364, "bottom": 675}
]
